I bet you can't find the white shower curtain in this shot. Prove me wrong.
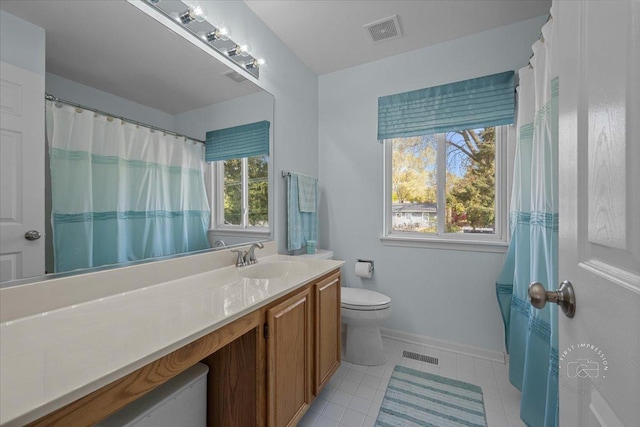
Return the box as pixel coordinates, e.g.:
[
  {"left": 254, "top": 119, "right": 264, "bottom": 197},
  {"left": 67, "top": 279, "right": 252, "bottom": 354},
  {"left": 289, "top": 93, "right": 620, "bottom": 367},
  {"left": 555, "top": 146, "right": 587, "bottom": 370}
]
[
  {"left": 496, "top": 14, "right": 559, "bottom": 427},
  {"left": 46, "top": 101, "right": 210, "bottom": 272}
]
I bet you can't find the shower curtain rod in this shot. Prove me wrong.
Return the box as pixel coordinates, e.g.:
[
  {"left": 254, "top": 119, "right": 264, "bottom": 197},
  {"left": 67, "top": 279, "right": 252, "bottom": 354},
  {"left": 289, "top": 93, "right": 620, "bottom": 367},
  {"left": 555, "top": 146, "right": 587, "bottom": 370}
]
[{"left": 45, "top": 94, "right": 205, "bottom": 144}]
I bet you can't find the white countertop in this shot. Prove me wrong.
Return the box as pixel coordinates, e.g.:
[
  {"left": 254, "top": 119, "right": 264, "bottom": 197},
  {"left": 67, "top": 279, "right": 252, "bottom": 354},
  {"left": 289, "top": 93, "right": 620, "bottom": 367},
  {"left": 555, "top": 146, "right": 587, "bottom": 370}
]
[{"left": 0, "top": 248, "right": 343, "bottom": 426}]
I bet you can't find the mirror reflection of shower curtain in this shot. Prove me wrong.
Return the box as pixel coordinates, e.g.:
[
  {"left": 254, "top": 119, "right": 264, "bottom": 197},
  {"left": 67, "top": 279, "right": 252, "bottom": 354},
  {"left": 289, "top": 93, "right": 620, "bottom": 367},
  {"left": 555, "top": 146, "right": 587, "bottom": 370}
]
[{"left": 46, "top": 101, "right": 210, "bottom": 273}]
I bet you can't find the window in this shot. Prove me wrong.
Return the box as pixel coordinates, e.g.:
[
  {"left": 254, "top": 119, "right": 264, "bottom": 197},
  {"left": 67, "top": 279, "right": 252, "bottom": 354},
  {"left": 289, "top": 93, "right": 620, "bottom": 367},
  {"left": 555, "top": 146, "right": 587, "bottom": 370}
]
[
  {"left": 213, "top": 155, "right": 269, "bottom": 229},
  {"left": 378, "top": 71, "right": 514, "bottom": 251},
  {"left": 205, "top": 121, "right": 271, "bottom": 233},
  {"left": 385, "top": 126, "right": 509, "bottom": 246}
]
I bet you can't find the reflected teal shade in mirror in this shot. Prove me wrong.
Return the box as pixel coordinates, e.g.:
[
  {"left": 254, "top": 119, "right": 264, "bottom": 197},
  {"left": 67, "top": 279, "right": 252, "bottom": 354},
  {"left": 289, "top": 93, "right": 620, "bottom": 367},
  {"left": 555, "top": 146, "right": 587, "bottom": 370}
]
[{"left": 205, "top": 120, "right": 270, "bottom": 162}]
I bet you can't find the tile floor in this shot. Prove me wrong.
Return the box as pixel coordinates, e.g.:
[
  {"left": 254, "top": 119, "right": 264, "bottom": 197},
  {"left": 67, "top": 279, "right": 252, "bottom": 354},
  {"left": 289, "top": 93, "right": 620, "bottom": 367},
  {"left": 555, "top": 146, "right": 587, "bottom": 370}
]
[{"left": 297, "top": 337, "right": 525, "bottom": 427}]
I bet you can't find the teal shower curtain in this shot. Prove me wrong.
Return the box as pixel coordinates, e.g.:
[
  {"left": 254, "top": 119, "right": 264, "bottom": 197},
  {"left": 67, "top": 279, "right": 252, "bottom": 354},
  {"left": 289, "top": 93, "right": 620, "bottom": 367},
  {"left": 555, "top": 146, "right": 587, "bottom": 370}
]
[
  {"left": 496, "top": 15, "right": 559, "bottom": 427},
  {"left": 46, "top": 101, "right": 210, "bottom": 272}
]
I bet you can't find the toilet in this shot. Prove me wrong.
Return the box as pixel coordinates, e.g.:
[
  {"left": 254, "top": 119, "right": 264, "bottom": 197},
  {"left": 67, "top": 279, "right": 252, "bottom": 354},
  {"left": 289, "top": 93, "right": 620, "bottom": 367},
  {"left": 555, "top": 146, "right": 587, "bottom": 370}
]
[
  {"left": 340, "top": 287, "right": 391, "bottom": 366},
  {"left": 298, "top": 249, "right": 392, "bottom": 366}
]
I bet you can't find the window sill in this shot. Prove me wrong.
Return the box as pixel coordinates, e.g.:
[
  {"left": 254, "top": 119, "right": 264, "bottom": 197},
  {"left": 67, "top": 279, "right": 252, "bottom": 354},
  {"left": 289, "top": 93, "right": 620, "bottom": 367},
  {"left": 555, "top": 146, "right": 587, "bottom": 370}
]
[
  {"left": 380, "top": 235, "right": 508, "bottom": 253},
  {"left": 209, "top": 228, "right": 271, "bottom": 239}
]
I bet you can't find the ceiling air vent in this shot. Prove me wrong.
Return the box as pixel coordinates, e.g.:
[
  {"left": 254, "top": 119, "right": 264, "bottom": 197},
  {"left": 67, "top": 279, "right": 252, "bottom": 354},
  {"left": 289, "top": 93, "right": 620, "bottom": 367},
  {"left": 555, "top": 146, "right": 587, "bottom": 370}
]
[
  {"left": 222, "top": 70, "right": 248, "bottom": 83},
  {"left": 364, "top": 15, "right": 402, "bottom": 43}
]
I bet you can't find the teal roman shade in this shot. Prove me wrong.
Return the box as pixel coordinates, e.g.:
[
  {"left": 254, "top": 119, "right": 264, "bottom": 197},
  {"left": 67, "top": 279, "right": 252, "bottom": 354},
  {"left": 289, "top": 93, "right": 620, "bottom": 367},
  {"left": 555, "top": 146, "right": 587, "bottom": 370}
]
[
  {"left": 377, "top": 71, "right": 515, "bottom": 140},
  {"left": 205, "top": 120, "right": 270, "bottom": 162}
]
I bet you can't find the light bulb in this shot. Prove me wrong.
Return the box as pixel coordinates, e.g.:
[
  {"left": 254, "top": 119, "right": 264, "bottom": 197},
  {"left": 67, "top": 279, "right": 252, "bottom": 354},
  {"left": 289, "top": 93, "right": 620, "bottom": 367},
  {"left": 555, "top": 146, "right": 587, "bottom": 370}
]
[
  {"left": 175, "top": 2, "right": 207, "bottom": 25},
  {"left": 216, "top": 23, "right": 230, "bottom": 40},
  {"left": 238, "top": 43, "right": 250, "bottom": 57},
  {"left": 191, "top": 4, "right": 206, "bottom": 22},
  {"left": 204, "top": 25, "right": 231, "bottom": 43},
  {"left": 227, "top": 43, "right": 250, "bottom": 57},
  {"left": 246, "top": 58, "right": 266, "bottom": 70}
]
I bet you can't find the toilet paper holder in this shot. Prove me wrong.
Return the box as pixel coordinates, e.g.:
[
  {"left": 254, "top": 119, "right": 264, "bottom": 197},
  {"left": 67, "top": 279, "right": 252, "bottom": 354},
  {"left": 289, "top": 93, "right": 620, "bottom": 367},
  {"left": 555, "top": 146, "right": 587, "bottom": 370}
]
[{"left": 357, "top": 259, "right": 374, "bottom": 275}]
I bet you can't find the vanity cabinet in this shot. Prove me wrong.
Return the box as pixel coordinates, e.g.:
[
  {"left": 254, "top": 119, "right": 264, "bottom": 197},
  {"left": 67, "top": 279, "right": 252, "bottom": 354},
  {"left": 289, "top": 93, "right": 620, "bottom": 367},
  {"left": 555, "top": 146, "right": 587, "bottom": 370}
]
[
  {"left": 314, "top": 273, "right": 341, "bottom": 393},
  {"left": 265, "top": 270, "right": 342, "bottom": 427},
  {"left": 266, "top": 287, "right": 313, "bottom": 427},
  {"left": 25, "top": 268, "right": 341, "bottom": 427}
]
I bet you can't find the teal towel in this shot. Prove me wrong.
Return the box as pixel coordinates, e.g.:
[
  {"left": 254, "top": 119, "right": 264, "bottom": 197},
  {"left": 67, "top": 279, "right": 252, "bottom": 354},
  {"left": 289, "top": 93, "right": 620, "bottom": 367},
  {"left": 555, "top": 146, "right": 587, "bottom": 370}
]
[
  {"left": 298, "top": 174, "right": 317, "bottom": 213},
  {"left": 287, "top": 174, "right": 318, "bottom": 251}
]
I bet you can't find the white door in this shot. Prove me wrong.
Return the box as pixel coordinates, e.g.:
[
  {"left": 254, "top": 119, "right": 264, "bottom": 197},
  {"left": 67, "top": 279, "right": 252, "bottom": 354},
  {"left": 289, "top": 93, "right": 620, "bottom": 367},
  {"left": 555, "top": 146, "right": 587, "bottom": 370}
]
[
  {"left": 556, "top": 1, "right": 640, "bottom": 426},
  {"left": 0, "top": 61, "right": 45, "bottom": 282}
]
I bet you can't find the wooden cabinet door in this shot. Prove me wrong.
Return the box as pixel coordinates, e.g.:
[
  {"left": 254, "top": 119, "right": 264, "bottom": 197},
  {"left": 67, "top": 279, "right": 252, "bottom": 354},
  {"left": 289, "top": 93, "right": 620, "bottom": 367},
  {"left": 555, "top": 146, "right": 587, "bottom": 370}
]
[
  {"left": 266, "top": 287, "right": 312, "bottom": 427},
  {"left": 314, "top": 273, "right": 341, "bottom": 393}
]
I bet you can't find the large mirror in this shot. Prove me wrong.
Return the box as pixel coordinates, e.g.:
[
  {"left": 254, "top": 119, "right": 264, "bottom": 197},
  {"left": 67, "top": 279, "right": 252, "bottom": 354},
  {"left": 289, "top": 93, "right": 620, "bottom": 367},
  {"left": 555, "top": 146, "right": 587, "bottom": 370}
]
[{"left": 0, "top": 0, "right": 274, "bottom": 284}]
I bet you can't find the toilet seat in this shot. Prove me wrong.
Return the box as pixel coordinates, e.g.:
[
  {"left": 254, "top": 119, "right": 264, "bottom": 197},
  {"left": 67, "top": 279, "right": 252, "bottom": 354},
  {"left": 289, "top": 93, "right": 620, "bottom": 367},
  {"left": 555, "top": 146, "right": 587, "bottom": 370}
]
[{"left": 341, "top": 288, "right": 391, "bottom": 311}]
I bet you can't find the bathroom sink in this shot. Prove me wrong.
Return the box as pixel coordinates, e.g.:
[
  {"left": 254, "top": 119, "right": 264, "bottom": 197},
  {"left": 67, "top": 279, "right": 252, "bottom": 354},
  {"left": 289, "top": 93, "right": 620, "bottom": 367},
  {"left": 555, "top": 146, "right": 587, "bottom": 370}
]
[{"left": 238, "top": 261, "right": 303, "bottom": 279}]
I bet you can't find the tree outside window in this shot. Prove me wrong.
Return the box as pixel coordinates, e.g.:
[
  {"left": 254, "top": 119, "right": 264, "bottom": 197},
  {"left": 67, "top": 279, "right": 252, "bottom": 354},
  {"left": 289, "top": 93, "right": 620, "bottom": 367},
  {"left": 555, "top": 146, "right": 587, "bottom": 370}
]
[
  {"left": 221, "top": 155, "right": 268, "bottom": 228},
  {"left": 391, "top": 127, "right": 497, "bottom": 235}
]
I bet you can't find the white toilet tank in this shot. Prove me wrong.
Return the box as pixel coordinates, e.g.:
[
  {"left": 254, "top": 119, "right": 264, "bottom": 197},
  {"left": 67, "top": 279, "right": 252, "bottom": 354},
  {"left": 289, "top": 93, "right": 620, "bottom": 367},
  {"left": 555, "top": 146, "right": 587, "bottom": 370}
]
[{"left": 297, "top": 249, "right": 334, "bottom": 260}]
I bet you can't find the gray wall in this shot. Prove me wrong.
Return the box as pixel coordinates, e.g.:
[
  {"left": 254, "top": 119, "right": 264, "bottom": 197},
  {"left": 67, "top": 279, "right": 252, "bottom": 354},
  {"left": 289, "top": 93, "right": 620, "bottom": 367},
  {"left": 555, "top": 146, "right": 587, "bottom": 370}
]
[
  {"left": 0, "top": 10, "right": 45, "bottom": 75},
  {"left": 318, "top": 16, "right": 547, "bottom": 353},
  {"left": 174, "top": 91, "right": 273, "bottom": 141},
  {"left": 46, "top": 73, "right": 176, "bottom": 131}
]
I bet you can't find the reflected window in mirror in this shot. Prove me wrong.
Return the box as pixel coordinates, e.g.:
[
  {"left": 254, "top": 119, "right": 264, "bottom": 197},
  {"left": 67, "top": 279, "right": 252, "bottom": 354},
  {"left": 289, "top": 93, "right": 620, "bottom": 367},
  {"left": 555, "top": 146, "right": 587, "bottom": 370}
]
[
  {"left": 206, "top": 121, "right": 271, "bottom": 234},
  {"left": 215, "top": 155, "right": 269, "bottom": 229}
]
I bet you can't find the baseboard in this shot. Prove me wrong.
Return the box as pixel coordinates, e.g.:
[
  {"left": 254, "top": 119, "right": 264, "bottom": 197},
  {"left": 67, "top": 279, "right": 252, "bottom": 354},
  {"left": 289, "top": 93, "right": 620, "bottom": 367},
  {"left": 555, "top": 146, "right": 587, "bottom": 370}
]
[{"left": 380, "top": 327, "right": 506, "bottom": 364}]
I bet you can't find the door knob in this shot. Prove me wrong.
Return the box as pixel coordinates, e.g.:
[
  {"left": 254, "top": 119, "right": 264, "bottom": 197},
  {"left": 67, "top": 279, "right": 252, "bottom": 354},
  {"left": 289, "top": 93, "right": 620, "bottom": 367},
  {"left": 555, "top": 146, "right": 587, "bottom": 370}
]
[
  {"left": 24, "top": 230, "right": 42, "bottom": 241},
  {"left": 528, "top": 280, "right": 576, "bottom": 318}
]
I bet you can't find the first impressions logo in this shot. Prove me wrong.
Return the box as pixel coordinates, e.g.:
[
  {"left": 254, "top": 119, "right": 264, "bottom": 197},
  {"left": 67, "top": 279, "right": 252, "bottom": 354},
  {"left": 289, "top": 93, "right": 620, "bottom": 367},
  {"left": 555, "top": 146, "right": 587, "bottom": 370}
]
[{"left": 559, "top": 343, "right": 608, "bottom": 391}]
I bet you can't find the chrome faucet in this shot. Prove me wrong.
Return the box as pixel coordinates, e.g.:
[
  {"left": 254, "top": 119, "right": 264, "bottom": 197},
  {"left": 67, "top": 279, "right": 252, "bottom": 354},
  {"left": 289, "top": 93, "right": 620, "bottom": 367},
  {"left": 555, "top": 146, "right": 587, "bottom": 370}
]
[
  {"left": 245, "top": 242, "right": 264, "bottom": 264},
  {"left": 231, "top": 242, "right": 264, "bottom": 267},
  {"left": 231, "top": 249, "right": 246, "bottom": 267}
]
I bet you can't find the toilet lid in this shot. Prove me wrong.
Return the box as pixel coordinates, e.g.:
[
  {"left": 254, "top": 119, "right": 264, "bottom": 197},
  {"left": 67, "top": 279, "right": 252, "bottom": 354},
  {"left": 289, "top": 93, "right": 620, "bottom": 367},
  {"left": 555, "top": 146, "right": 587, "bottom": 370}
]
[{"left": 341, "top": 287, "right": 391, "bottom": 310}]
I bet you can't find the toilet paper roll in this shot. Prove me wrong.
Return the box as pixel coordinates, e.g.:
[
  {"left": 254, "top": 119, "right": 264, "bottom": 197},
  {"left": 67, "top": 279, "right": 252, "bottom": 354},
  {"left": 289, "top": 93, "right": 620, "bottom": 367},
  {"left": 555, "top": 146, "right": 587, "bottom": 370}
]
[{"left": 355, "top": 261, "right": 373, "bottom": 279}]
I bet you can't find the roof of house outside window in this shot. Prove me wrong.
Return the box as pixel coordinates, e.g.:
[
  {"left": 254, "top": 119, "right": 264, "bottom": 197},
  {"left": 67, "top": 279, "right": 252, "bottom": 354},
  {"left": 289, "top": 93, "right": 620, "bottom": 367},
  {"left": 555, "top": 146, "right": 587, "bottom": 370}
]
[{"left": 392, "top": 203, "right": 436, "bottom": 214}]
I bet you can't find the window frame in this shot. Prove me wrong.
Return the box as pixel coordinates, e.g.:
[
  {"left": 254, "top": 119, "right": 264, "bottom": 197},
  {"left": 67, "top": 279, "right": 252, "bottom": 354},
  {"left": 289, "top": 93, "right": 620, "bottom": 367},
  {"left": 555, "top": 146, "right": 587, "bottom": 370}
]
[
  {"left": 209, "top": 155, "right": 272, "bottom": 237},
  {"left": 381, "top": 125, "right": 513, "bottom": 253}
]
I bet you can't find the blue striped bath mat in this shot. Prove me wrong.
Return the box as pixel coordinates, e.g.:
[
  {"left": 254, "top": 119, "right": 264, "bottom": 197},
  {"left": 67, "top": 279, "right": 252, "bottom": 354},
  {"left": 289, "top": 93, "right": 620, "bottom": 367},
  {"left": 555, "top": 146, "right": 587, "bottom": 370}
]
[{"left": 375, "top": 365, "right": 487, "bottom": 427}]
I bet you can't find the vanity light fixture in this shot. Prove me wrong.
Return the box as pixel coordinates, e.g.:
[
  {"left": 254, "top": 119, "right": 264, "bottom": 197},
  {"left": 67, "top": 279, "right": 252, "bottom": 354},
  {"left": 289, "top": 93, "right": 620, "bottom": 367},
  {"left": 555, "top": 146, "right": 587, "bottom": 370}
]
[{"left": 142, "top": 0, "right": 264, "bottom": 78}]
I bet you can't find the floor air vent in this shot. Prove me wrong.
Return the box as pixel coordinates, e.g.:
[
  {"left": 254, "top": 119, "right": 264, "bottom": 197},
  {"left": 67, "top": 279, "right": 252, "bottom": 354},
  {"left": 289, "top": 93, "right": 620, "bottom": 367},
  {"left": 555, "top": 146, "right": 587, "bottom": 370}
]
[{"left": 402, "top": 350, "right": 439, "bottom": 365}]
